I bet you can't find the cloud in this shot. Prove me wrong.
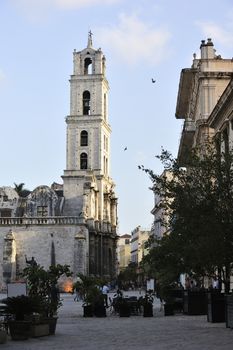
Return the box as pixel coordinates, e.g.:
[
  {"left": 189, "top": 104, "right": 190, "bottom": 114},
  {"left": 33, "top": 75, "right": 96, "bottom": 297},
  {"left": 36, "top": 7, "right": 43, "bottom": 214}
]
[
  {"left": 96, "top": 13, "right": 171, "bottom": 66},
  {"left": 196, "top": 16, "right": 233, "bottom": 51}
]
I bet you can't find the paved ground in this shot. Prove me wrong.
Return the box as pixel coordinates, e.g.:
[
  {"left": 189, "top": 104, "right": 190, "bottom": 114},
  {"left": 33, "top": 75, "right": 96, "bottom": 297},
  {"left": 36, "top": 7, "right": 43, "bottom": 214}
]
[{"left": 1, "top": 291, "right": 233, "bottom": 350}]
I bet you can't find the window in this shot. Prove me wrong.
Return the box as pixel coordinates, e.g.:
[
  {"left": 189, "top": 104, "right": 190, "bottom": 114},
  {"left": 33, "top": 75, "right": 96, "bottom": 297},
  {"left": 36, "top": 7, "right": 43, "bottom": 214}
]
[
  {"left": 37, "top": 206, "right": 48, "bottom": 217},
  {"left": 81, "top": 130, "right": 88, "bottom": 146},
  {"left": 83, "top": 91, "right": 90, "bottom": 115},
  {"left": 80, "top": 153, "right": 88, "bottom": 169},
  {"left": 3, "top": 195, "right": 8, "bottom": 202},
  {"left": 0, "top": 209, "right": 12, "bottom": 217},
  {"left": 223, "top": 128, "right": 229, "bottom": 155},
  {"left": 106, "top": 138, "right": 108, "bottom": 152},
  {"left": 84, "top": 57, "right": 92, "bottom": 75}
]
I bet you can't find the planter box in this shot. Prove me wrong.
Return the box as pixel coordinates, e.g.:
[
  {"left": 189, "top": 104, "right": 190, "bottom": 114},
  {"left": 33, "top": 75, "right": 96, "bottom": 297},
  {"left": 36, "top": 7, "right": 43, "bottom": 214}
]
[
  {"left": 0, "top": 329, "right": 7, "bottom": 344},
  {"left": 164, "top": 303, "right": 174, "bottom": 316},
  {"left": 8, "top": 320, "right": 31, "bottom": 340},
  {"left": 83, "top": 305, "right": 94, "bottom": 317},
  {"left": 171, "top": 289, "right": 184, "bottom": 313},
  {"left": 30, "top": 323, "right": 50, "bottom": 337},
  {"left": 207, "top": 291, "right": 225, "bottom": 323},
  {"left": 183, "top": 290, "right": 206, "bottom": 315},
  {"left": 225, "top": 294, "right": 233, "bottom": 328},
  {"left": 143, "top": 303, "right": 153, "bottom": 317},
  {"left": 94, "top": 303, "right": 106, "bottom": 317},
  {"left": 119, "top": 302, "right": 130, "bottom": 317},
  {"left": 47, "top": 317, "right": 58, "bottom": 335}
]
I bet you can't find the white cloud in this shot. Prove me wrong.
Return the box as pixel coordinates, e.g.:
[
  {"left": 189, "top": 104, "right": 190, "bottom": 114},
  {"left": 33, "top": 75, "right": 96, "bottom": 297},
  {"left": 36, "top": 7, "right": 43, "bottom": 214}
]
[
  {"left": 196, "top": 17, "right": 233, "bottom": 51},
  {"left": 96, "top": 13, "right": 171, "bottom": 66}
]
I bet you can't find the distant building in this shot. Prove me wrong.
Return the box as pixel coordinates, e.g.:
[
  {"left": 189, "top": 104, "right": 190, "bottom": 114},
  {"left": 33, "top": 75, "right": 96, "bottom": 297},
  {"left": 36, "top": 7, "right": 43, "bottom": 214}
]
[
  {"left": 116, "top": 234, "right": 131, "bottom": 273},
  {"left": 151, "top": 171, "right": 172, "bottom": 240},
  {"left": 131, "top": 226, "right": 150, "bottom": 265},
  {"left": 0, "top": 33, "right": 118, "bottom": 290}
]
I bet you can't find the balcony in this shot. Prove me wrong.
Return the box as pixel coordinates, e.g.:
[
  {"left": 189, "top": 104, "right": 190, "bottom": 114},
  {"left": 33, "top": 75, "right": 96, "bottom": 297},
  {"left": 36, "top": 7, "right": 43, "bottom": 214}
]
[{"left": 0, "top": 216, "right": 82, "bottom": 226}]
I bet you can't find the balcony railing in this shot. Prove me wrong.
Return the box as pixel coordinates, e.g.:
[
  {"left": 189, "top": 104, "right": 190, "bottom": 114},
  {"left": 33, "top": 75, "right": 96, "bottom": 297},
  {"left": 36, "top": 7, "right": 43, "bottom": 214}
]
[{"left": 0, "top": 216, "right": 82, "bottom": 226}]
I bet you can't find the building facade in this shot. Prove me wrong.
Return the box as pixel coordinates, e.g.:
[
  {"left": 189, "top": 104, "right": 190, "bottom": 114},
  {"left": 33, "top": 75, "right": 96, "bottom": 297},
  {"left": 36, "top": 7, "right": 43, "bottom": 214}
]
[
  {"left": 175, "top": 39, "right": 233, "bottom": 289},
  {"left": 0, "top": 34, "right": 118, "bottom": 290},
  {"left": 116, "top": 234, "right": 131, "bottom": 273},
  {"left": 151, "top": 171, "right": 172, "bottom": 240},
  {"left": 130, "top": 226, "right": 149, "bottom": 265},
  {"left": 176, "top": 38, "right": 233, "bottom": 163}
]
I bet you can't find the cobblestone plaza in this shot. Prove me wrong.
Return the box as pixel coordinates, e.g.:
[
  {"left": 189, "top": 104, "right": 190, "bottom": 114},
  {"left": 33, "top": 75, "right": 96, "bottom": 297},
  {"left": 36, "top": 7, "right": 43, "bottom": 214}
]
[{"left": 1, "top": 291, "right": 233, "bottom": 350}]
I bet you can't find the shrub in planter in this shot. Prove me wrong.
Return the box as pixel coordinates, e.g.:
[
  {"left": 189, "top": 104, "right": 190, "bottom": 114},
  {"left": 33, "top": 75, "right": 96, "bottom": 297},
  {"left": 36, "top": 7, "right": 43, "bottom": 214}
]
[
  {"left": 142, "top": 293, "right": 154, "bottom": 317},
  {"left": 1, "top": 295, "right": 41, "bottom": 340},
  {"left": 76, "top": 274, "right": 105, "bottom": 317},
  {"left": 22, "top": 263, "right": 72, "bottom": 334}
]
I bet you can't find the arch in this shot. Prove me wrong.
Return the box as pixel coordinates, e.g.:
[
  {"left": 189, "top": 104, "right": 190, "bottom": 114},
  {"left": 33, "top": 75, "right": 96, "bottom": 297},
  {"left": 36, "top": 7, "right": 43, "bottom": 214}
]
[
  {"left": 84, "top": 57, "right": 92, "bottom": 75},
  {"left": 80, "top": 130, "right": 88, "bottom": 146},
  {"left": 83, "top": 91, "right": 90, "bottom": 115},
  {"left": 80, "top": 153, "right": 88, "bottom": 169}
]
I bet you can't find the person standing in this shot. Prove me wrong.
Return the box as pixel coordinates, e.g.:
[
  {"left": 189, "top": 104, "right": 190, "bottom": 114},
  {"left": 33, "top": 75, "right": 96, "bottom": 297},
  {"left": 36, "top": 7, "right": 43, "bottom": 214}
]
[{"left": 102, "top": 283, "right": 109, "bottom": 307}]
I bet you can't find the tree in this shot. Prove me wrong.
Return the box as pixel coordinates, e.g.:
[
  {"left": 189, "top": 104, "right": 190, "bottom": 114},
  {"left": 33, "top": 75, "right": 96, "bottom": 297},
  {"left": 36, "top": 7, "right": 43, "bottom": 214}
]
[
  {"left": 23, "top": 264, "right": 72, "bottom": 317},
  {"left": 117, "top": 262, "right": 138, "bottom": 287},
  {"left": 14, "top": 182, "right": 30, "bottom": 198},
  {"left": 139, "top": 146, "right": 233, "bottom": 293}
]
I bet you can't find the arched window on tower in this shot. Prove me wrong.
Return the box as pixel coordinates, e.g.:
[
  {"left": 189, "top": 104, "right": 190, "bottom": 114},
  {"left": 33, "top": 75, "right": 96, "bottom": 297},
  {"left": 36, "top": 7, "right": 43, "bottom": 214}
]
[
  {"left": 83, "top": 91, "right": 90, "bottom": 115},
  {"left": 80, "top": 153, "right": 88, "bottom": 169},
  {"left": 84, "top": 57, "right": 92, "bottom": 75},
  {"left": 81, "top": 130, "right": 88, "bottom": 146}
]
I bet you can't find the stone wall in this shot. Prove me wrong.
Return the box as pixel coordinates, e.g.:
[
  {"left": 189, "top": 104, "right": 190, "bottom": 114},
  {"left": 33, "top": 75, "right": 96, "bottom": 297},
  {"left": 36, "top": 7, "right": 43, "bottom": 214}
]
[{"left": 0, "top": 223, "right": 89, "bottom": 290}]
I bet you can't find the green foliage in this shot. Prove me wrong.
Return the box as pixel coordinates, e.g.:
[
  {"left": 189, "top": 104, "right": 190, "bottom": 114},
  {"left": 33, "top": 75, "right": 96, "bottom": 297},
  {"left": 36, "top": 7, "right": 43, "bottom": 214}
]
[
  {"left": 1, "top": 295, "right": 42, "bottom": 320},
  {"left": 22, "top": 264, "right": 72, "bottom": 317},
  {"left": 140, "top": 146, "right": 233, "bottom": 293},
  {"left": 118, "top": 262, "right": 138, "bottom": 283},
  {"left": 75, "top": 274, "right": 103, "bottom": 305}
]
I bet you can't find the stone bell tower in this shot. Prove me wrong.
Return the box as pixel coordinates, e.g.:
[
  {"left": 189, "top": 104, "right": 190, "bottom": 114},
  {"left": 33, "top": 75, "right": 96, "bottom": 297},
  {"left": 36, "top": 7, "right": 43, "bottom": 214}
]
[{"left": 62, "top": 32, "right": 117, "bottom": 239}]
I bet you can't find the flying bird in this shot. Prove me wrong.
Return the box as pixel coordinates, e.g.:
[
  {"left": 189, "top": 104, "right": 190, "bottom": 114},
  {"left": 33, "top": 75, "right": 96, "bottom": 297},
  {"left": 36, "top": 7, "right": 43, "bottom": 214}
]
[
  {"left": 124, "top": 147, "right": 127, "bottom": 151},
  {"left": 151, "top": 78, "right": 156, "bottom": 83}
]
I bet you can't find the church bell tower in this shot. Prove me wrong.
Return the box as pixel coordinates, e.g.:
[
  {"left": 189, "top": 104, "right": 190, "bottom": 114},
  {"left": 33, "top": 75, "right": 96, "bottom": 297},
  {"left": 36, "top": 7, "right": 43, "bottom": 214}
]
[{"left": 62, "top": 32, "right": 117, "bottom": 232}]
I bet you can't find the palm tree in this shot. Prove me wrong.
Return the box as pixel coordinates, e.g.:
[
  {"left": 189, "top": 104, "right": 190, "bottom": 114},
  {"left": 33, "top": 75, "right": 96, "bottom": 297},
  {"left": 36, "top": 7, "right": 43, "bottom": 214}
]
[{"left": 14, "top": 183, "right": 30, "bottom": 198}]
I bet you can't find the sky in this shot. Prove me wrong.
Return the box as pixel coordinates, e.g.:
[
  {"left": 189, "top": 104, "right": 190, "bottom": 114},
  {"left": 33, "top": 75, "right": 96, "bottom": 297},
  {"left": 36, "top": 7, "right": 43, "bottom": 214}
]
[{"left": 1, "top": 0, "right": 233, "bottom": 235}]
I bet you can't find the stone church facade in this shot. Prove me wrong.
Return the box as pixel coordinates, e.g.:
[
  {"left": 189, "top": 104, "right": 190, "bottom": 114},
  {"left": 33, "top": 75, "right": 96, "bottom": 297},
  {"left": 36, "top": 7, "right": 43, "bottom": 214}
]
[{"left": 0, "top": 33, "right": 118, "bottom": 290}]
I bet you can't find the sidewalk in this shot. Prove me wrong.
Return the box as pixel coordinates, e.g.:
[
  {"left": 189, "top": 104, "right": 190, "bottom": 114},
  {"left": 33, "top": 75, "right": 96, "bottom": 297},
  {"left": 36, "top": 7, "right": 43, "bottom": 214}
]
[{"left": 1, "top": 291, "right": 233, "bottom": 350}]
